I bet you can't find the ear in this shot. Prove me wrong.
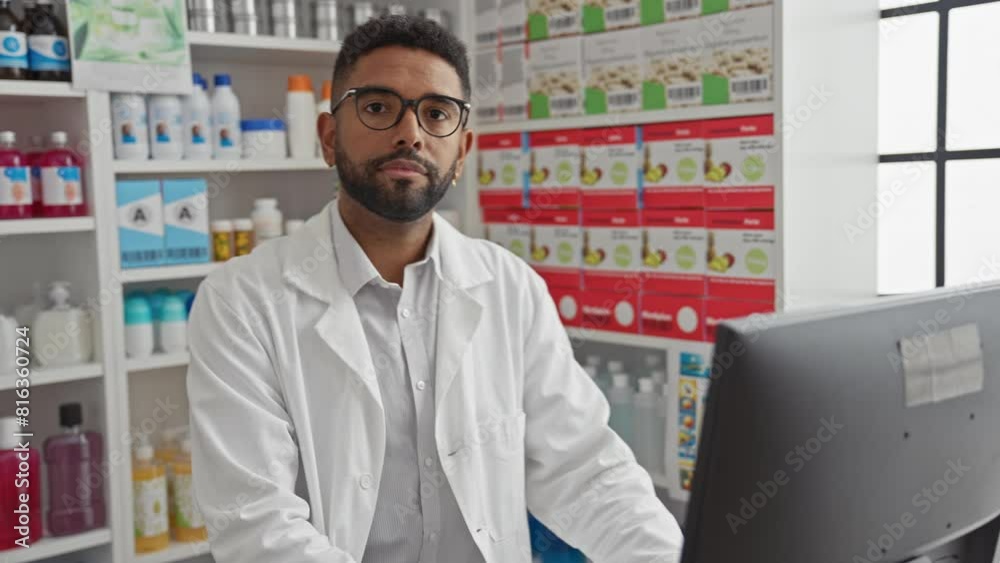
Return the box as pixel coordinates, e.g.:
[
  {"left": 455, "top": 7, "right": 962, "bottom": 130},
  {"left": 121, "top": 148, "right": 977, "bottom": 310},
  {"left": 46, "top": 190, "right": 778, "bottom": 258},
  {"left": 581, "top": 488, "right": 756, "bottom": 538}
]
[
  {"left": 318, "top": 111, "right": 336, "bottom": 166},
  {"left": 452, "top": 128, "right": 475, "bottom": 182}
]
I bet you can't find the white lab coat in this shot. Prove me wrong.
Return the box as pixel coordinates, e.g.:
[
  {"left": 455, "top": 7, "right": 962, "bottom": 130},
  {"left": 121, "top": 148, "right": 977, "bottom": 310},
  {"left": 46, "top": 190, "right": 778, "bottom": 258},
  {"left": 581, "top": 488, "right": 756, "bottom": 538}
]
[{"left": 186, "top": 201, "right": 683, "bottom": 563}]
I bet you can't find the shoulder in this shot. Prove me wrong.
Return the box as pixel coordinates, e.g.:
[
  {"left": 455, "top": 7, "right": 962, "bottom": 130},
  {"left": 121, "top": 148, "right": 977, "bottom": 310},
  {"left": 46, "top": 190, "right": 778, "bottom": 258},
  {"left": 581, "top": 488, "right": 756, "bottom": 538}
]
[{"left": 198, "top": 236, "right": 292, "bottom": 316}]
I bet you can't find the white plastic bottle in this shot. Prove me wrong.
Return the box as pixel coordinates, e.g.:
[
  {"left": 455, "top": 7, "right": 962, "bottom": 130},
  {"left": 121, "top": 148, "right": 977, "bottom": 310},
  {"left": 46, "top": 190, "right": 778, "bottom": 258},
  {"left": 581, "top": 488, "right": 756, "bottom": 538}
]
[
  {"left": 602, "top": 359, "right": 624, "bottom": 394},
  {"left": 147, "top": 95, "right": 183, "bottom": 160},
  {"left": 251, "top": 198, "right": 283, "bottom": 246},
  {"left": 608, "top": 373, "right": 634, "bottom": 447},
  {"left": 182, "top": 73, "right": 213, "bottom": 160},
  {"left": 286, "top": 74, "right": 316, "bottom": 159},
  {"left": 31, "top": 282, "right": 92, "bottom": 368},
  {"left": 124, "top": 294, "right": 154, "bottom": 359},
  {"left": 110, "top": 93, "right": 150, "bottom": 160},
  {"left": 158, "top": 295, "right": 188, "bottom": 353},
  {"left": 633, "top": 378, "right": 665, "bottom": 474},
  {"left": 315, "top": 79, "right": 331, "bottom": 156},
  {"left": 211, "top": 73, "right": 242, "bottom": 160}
]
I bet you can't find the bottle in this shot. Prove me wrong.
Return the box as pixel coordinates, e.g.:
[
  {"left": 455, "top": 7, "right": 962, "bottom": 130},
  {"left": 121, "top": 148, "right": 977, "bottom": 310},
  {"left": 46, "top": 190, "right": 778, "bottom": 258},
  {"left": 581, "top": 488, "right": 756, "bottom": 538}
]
[
  {"left": 133, "top": 438, "right": 169, "bottom": 554},
  {"left": 608, "top": 373, "right": 633, "bottom": 447},
  {"left": 174, "top": 290, "right": 196, "bottom": 315},
  {"left": 111, "top": 93, "right": 150, "bottom": 161},
  {"left": 148, "top": 288, "right": 171, "bottom": 351},
  {"left": 233, "top": 218, "right": 254, "bottom": 255},
  {"left": 158, "top": 295, "right": 188, "bottom": 353},
  {"left": 270, "top": 0, "right": 296, "bottom": 37},
  {"left": 633, "top": 378, "right": 665, "bottom": 474},
  {"left": 286, "top": 74, "right": 316, "bottom": 159},
  {"left": 601, "top": 359, "right": 623, "bottom": 396},
  {"left": 0, "top": 417, "right": 43, "bottom": 550},
  {"left": 251, "top": 198, "right": 282, "bottom": 246},
  {"left": 211, "top": 219, "right": 234, "bottom": 261},
  {"left": 183, "top": 73, "right": 213, "bottom": 160},
  {"left": 148, "top": 95, "right": 183, "bottom": 160},
  {"left": 0, "top": 0, "right": 28, "bottom": 80},
  {"left": 583, "top": 364, "right": 607, "bottom": 397},
  {"left": 26, "top": 135, "right": 44, "bottom": 215},
  {"left": 154, "top": 426, "right": 185, "bottom": 466},
  {"left": 44, "top": 403, "right": 107, "bottom": 536},
  {"left": 39, "top": 131, "right": 86, "bottom": 217},
  {"left": 32, "top": 281, "right": 92, "bottom": 368},
  {"left": 0, "top": 131, "right": 32, "bottom": 220},
  {"left": 644, "top": 353, "right": 663, "bottom": 381},
  {"left": 211, "top": 74, "right": 242, "bottom": 160},
  {"left": 169, "top": 437, "right": 208, "bottom": 542},
  {"left": 124, "top": 294, "right": 154, "bottom": 359},
  {"left": 24, "top": 0, "right": 70, "bottom": 82},
  {"left": 315, "top": 79, "right": 331, "bottom": 156}
]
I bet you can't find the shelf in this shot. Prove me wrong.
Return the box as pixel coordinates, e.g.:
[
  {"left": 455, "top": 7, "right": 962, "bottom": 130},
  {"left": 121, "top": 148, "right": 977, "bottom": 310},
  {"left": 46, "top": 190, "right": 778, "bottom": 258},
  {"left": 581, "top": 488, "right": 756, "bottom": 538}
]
[
  {"left": 121, "top": 262, "right": 219, "bottom": 283},
  {"left": 0, "top": 217, "right": 96, "bottom": 237},
  {"left": 188, "top": 31, "right": 339, "bottom": 66},
  {"left": 0, "top": 362, "right": 104, "bottom": 391},
  {"left": 135, "top": 541, "right": 211, "bottom": 563},
  {"left": 127, "top": 352, "right": 191, "bottom": 373},
  {"left": 476, "top": 102, "right": 778, "bottom": 134},
  {"left": 0, "top": 80, "right": 85, "bottom": 101},
  {"left": 113, "top": 158, "right": 331, "bottom": 175},
  {"left": 3, "top": 528, "right": 112, "bottom": 563}
]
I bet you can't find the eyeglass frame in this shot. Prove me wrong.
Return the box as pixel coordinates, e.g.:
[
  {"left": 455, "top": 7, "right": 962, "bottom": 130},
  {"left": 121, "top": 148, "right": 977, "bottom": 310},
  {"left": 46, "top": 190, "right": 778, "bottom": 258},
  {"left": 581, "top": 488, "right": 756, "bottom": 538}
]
[{"left": 329, "top": 86, "right": 472, "bottom": 138}]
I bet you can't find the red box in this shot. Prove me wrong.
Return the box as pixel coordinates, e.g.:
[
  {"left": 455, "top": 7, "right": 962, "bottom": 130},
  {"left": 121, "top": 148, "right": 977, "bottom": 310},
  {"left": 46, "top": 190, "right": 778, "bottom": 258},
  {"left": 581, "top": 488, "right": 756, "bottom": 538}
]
[
  {"left": 640, "top": 293, "right": 705, "bottom": 341},
  {"left": 640, "top": 121, "right": 705, "bottom": 209},
  {"left": 528, "top": 129, "right": 582, "bottom": 208},
  {"left": 706, "top": 210, "right": 776, "bottom": 303},
  {"left": 582, "top": 209, "right": 642, "bottom": 291},
  {"left": 580, "top": 289, "right": 640, "bottom": 334},
  {"left": 705, "top": 299, "right": 776, "bottom": 343},
  {"left": 529, "top": 208, "right": 582, "bottom": 289},
  {"left": 641, "top": 208, "right": 707, "bottom": 297},
  {"left": 580, "top": 126, "right": 640, "bottom": 209},
  {"left": 547, "top": 285, "right": 582, "bottom": 327},
  {"left": 703, "top": 114, "right": 776, "bottom": 210},
  {"left": 477, "top": 132, "right": 527, "bottom": 209}
]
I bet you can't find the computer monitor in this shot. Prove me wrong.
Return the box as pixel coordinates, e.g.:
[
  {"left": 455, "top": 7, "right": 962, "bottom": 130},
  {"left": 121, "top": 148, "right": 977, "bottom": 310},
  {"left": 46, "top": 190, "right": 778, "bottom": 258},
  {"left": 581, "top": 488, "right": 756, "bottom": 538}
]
[{"left": 681, "top": 283, "right": 1000, "bottom": 563}]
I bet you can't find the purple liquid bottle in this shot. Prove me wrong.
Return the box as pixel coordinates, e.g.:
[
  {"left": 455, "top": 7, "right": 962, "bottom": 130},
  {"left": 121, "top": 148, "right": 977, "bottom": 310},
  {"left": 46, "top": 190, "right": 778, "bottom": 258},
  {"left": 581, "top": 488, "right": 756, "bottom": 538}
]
[{"left": 43, "top": 403, "right": 107, "bottom": 536}]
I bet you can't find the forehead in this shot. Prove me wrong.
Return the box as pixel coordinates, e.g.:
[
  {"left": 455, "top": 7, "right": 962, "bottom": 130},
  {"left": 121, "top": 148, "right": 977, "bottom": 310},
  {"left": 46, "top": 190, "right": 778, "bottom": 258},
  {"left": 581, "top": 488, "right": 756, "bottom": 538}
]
[{"left": 347, "top": 45, "right": 464, "bottom": 99}]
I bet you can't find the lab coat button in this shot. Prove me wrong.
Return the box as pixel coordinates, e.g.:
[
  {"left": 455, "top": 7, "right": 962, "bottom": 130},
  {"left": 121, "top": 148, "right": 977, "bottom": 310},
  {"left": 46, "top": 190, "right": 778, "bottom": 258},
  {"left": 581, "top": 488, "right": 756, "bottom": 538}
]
[
  {"left": 360, "top": 474, "right": 373, "bottom": 490},
  {"left": 424, "top": 457, "right": 434, "bottom": 467},
  {"left": 429, "top": 532, "right": 439, "bottom": 542},
  {"left": 416, "top": 380, "right": 426, "bottom": 391},
  {"left": 401, "top": 308, "right": 412, "bottom": 319}
]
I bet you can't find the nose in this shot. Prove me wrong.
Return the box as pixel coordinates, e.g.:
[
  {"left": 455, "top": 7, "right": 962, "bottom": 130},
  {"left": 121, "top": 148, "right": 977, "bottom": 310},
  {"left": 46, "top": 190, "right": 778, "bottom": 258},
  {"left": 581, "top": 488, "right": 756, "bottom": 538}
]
[{"left": 392, "top": 105, "right": 424, "bottom": 151}]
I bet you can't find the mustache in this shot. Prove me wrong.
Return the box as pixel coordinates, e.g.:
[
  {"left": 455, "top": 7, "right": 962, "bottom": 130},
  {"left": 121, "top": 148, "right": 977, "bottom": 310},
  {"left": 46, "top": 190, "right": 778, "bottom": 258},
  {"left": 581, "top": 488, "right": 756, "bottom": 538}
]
[{"left": 366, "top": 149, "right": 439, "bottom": 177}]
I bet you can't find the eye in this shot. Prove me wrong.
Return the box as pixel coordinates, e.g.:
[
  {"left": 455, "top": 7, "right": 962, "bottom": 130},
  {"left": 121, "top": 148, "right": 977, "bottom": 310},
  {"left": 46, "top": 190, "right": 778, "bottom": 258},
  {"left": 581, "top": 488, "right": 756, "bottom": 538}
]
[
  {"left": 364, "top": 102, "right": 390, "bottom": 114},
  {"left": 427, "top": 108, "right": 449, "bottom": 121}
]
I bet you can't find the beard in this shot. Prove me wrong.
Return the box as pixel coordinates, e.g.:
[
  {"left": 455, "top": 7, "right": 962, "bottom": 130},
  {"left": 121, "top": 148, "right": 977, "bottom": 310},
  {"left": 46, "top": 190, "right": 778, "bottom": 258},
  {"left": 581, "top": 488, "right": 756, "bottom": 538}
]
[{"left": 335, "top": 143, "right": 458, "bottom": 223}]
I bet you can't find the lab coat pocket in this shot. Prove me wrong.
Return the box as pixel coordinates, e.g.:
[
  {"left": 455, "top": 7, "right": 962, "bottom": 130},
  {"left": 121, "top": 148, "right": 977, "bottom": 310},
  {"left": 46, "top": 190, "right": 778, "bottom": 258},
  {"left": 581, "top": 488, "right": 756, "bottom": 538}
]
[{"left": 481, "top": 411, "right": 529, "bottom": 553}]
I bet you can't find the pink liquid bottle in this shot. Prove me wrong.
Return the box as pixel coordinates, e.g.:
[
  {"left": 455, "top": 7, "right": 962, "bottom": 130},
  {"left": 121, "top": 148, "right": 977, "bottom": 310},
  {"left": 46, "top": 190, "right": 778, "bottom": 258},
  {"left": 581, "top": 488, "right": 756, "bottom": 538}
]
[
  {"left": 0, "top": 416, "right": 43, "bottom": 550},
  {"left": 26, "top": 135, "right": 44, "bottom": 216},
  {"left": 39, "top": 131, "right": 86, "bottom": 218},
  {"left": 0, "top": 131, "right": 32, "bottom": 220},
  {"left": 43, "top": 403, "right": 107, "bottom": 536}
]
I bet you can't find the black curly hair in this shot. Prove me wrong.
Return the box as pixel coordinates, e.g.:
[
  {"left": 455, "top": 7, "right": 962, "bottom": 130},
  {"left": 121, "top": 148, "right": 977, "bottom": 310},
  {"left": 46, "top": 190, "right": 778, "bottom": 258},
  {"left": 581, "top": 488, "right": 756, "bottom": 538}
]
[{"left": 331, "top": 14, "right": 472, "bottom": 106}]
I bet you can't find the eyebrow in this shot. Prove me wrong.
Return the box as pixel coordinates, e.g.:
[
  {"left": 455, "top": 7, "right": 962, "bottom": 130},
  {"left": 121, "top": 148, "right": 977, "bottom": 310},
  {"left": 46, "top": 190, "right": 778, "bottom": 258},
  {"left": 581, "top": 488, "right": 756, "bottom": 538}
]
[{"left": 355, "top": 84, "right": 463, "bottom": 100}]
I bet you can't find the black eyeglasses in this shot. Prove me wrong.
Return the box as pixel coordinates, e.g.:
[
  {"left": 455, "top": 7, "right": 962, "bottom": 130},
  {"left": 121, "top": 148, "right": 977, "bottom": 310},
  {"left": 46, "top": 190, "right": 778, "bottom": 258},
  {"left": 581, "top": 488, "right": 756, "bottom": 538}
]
[{"left": 330, "top": 86, "right": 471, "bottom": 138}]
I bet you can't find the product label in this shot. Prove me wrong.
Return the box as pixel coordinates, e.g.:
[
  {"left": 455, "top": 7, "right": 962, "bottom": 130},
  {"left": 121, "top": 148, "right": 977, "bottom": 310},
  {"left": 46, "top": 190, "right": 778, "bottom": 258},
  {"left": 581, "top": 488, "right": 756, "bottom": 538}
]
[
  {"left": 134, "top": 475, "right": 169, "bottom": 538},
  {"left": 584, "top": 29, "right": 642, "bottom": 115},
  {"left": 528, "top": 0, "right": 582, "bottom": 40},
  {"left": 583, "top": 0, "right": 640, "bottom": 33},
  {"left": 641, "top": 121, "right": 705, "bottom": 208},
  {"left": 528, "top": 36, "right": 583, "bottom": 119},
  {"left": 0, "top": 167, "right": 31, "bottom": 206},
  {"left": 704, "top": 298, "right": 774, "bottom": 342},
  {"left": 151, "top": 108, "right": 182, "bottom": 145},
  {"left": 582, "top": 209, "right": 642, "bottom": 291},
  {"left": 215, "top": 114, "right": 239, "bottom": 148},
  {"left": 500, "top": 0, "right": 527, "bottom": 43},
  {"left": 0, "top": 31, "right": 28, "bottom": 69},
  {"left": 476, "top": 0, "right": 499, "bottom": 46},
  {"left": 677, "top": 351, "right": 708, "bottom": 483},
  {"left": 501, "top": 43, "right": 529, "bottom": 122},
  {"left": 640, "top": 293, "right": 704, "bottom": 340},
  {"left": 190, "top": 120, "right": 208, "bottom": 145},
  {"left": 530, "top": 209, "right": 581, "bottom": 289},
  {"left": 548, "top": 286, "right": 581, "bottom": 327},
  {"left": 169, "top": 473, "right": 205, "bottom": 530},
  {"left": 28, "top": 35, "right": 70, "bottom": 72},
  {"left": 484, "top": 209, "right": 531, "bottom": 261},
  {"left": 528, "top": 129, "right": 581, "bottom": 208},
  {"left": 41, "top": 166, "right": 83, "bottom": 206},
  {"left": 163, "top": 179, "right": 211, "bottom": 265},
  {"left": 701, "top": 6, "right": 773, "bottom": 105},
  {"left": 117, "top": 182, "right": 165, "bottom": 268},
  {"left": 478, "top": 133, "right": 527, "bottom": 208},
  {"left": 475, "top": 49, "right": 502, "bottom": 123},
  {"left": 580, "top": 290, "right": 639, "bottom": 334},
  {"left": 640, "top": 0, "right": 702, "bottom": 24},
  {"left": 234, "top": 229, "right": 253, "bottom": 256},
  {"left": 580, "top": 126, "right": 640, "bottom": 208},
  {"left": 703, "top": 114, "right": 776, "bottom": 209},
  {"left": 212, "top": 231, "right": 233, "bottom": 261},
  {"left": 642, "top": 209, "right": 707, "bottom": 296},
  {"left": 706, "top": 210, "right": 775, "bottom": 302},
  {"left": 641, "top": 19, "right": 703, "bottom": 111}
]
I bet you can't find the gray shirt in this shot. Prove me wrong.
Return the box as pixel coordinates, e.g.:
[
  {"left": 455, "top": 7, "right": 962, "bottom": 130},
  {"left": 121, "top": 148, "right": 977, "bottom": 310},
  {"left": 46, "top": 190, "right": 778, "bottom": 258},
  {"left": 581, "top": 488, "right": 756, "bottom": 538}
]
[{"left": 331, "top": 208, "right": 485, "bottom": 563}]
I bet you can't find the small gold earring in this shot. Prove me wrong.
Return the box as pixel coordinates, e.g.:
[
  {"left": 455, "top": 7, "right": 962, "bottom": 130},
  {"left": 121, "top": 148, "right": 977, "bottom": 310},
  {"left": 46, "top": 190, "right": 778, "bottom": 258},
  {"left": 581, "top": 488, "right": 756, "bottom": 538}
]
[{"left": 452, "top": 177, "right": 458, "bottom": 187}]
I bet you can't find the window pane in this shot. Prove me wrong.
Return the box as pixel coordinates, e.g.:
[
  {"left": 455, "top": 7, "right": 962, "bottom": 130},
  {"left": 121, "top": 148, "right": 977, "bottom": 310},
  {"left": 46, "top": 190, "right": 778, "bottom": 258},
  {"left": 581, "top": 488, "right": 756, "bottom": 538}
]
[
  {"left": 881, "top": 0, "right": 936, "bottom": 9},
  {"left": 945, "top": 160, "right": 1000, "bottom": 286},
  {"left": 879, "top": 12, "right": 939, "bottom": 154},
  {"left": 878, "top": 162, "right": 937, "bottom": 294},
  {"left": 947, "top": 3, "right": 1000, "bottom": 151}
]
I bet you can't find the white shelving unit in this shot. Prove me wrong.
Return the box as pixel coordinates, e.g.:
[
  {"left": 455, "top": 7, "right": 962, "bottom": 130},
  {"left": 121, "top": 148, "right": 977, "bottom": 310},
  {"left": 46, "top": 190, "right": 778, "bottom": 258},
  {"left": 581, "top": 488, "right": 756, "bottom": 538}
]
[
  {"left": 0, "top": 362, "right": 104, "bottom": 391},
  {"left": 0, "top": 217, "right": 96, "bottom": 237},
  {"left": 127, "top": 352, "right": 191, "bottom": 373},
  {"left": 0, "top": 79, "right": 86, "bottom": 100},
  {"left": 0, "top": 528, "right": 112, "bottom": 563},
  {"left": 187, "top": 31, "right": 339, "bottom": 66},
  {"left": 135, "top": 541, "right": 211, "bottom": 563},
  {"left": 113, "top": 158, "right": 330, "bottom": 175},
  {"left": 120, "top": 263, "right": 219, "bottom": 284}
]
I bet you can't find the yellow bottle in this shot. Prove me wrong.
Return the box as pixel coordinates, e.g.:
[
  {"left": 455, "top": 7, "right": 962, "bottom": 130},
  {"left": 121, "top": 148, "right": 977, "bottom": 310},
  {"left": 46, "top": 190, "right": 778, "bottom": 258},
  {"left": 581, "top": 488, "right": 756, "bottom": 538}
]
[
  {"left": 134, "top": 440, "right": 170, "bottom": 553},
  {"left": 169, "top": 438, "right": 208, "bottom": 542},
  {"left": 155, "top": 426, "right": 186, "bottom": 466}
]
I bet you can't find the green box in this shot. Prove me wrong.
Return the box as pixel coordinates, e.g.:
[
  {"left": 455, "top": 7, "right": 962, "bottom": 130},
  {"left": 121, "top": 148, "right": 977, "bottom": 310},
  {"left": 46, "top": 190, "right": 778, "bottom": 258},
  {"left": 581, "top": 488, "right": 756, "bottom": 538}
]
[{"left": 527, "top": 1, "right": 583, "bottom": 40}]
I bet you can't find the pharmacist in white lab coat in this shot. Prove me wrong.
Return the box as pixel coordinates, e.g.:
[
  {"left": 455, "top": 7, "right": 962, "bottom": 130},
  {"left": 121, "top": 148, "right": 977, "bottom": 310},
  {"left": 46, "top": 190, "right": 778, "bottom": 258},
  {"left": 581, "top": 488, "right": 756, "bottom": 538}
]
[{"left": 186, "top": 14, "right": 682, "bottom": 563}]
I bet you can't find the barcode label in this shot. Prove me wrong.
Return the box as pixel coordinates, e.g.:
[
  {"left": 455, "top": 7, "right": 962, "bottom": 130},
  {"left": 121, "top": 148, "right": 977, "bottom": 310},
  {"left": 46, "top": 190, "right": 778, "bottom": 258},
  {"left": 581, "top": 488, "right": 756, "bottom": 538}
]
[
  {"left": 476, "top": 30, "right": 498, "bottom": 44},
  {"left": 731, "top": 77, "right": 770, "bottom": 98},
  {"left": 606, "top": 5, "right": 638, "bottom": 24},
  {"left": 122, "top": 250, "right": 161, "bottom": 263},
  {"left": 166, "top": 247, "right": 209, "bottom": 259},
  {"left": 549, "top": 13, "right": 577, "bottom": 33},
  {"left": 550, "top": 95, "right": 579, "bottom": 113},
  {"left": 502, "top": 24, "right": 525, "bottom": 40},
  {"left": 666, "top": 0, "right": 700, "bottom": 14},
  {"left": 608, "top": 91, "right": 640, "bottom": 109},
  {"left": 504, "top": 104, "right": 527, "bottom": 119},
  {"left": 669, "top": 85, "right": 702, "bottom": 102}
]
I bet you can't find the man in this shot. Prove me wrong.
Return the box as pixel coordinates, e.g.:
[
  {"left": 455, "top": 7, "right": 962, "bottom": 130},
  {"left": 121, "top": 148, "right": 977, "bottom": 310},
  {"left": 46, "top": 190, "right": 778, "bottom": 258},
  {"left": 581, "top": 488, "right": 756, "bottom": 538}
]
[{"left": 187, "top": 15, "right": 683, "bottom": 563}]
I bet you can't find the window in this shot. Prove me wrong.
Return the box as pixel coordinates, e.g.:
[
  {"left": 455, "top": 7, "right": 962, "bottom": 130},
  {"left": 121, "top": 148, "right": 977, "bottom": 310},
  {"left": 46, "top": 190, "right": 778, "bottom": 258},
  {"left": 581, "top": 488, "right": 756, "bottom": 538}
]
[{"left": 879, "top": 0, "right": 1000, "bottom": 293}]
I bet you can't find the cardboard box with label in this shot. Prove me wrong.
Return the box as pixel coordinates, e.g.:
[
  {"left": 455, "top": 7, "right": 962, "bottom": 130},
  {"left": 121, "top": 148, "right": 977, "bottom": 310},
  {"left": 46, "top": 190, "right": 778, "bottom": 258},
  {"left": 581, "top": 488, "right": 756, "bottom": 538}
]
[
  {"left": 583, "top": 0, "right": 641, "bottom": 33},
  {"left": 478, "top": 132, "right": 528, "bottom": 208},
  {"left": 528, "top": 0, "right": 583, "bottom": 40},
  {"left": 582, "top": 209, "right": 642, "bottom": 290},
  {"left": 476, "top": 0, "right": 500, "bottom": 47},
  {"left": 548, "top": 285, "right": 582, "bottom": 327},
  {"left": 530, "top": 208, "right": 582, "bottom": 289},
  {"left": 581, "top": 290, "right": 640, "bottom": 334},
  {"left": 641, "top": 208, "right": 707, "bottom": 296},
  {"left": 501, "top": 0, "right": 528, "bottom": 44},
  {"left": 584, "top": 28, "right": 642, "bottom": 115},
  {"left": 704, "top": 298, "right": 774, "bottom": 342},
  {"left": 701, "top": 5, "right": 774, "bottom": 105},
  {"left": 475, "top": 48, "right": 502, "bottom": 123},
  {"left": 641, "top": 19, "right": 703, "bottom": 110},
  {"left": 580, "top": 126, "right": 640, "bottom": 209},
  {"left": 703, "top": 0, "right": 772, "bottom": 15},
  {"left": 640, "top": 293, "right": 705, "bottom": 341},
  {"left": 484, "top": 208, "right": 532, "bottom": 262},
  {"left": 703, "top": 114, "right": 776, "bottom": 209},
  {"left": 705, "top": 209, "right": 775, "bottom": 302},
  {"left": 528, "top": 36, "right": 583, "bottom": 119},
  {"left": 639, "top": 0, "right": 702, "bottom": 25},
  {"left": 162, "top": 179, "right": 210, "bottom": 266},
  {"left": 501, "top": 43, "right": 529, "bottom": 122},
  {"left": 117, "top": 180, "right": 164, "bottom": 269},
  {"left": 528, "top": 129, "right": 581, "bottom": 208},
  {"left": 640, "top": 120, "right": 705, "bottom": 208}
]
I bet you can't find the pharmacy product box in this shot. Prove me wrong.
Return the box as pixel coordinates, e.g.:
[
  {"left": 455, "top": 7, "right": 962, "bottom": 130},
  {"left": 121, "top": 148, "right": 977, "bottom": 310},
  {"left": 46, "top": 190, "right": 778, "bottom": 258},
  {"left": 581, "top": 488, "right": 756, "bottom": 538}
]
[
  {"left": 528, "top": 129, "right": 581, "bottom": 208},
  {"left": 702, "top": 0, "right": 772, "bottom": 15},
  {"left": 582, "top": 209, "right": 642, "bottom": 291},
  {"left": 528, "top": 0, "right": 582, "bottom": 40},
  {"left": 501, "top": 0, "right": 528, "bottom": 44},
  {"left": 641, "top": 208, "right": 707, "bottom": 296},
  {"left": 640, "top": 293, "right": 705, "bottom": 341},
  {"left": 162, "top": 179, "right": 211, "bottom": 266},
  {"left": 478, "top": 133, "right": 528, "bottom": 208},
  {"left": 705, "top": 298, "right": 774, "bottom": 343},
  {"left": 528, "top": 36, "right": 584, "bottom": 119},
  {"left": 548, "top": 285, "right": 582, "bottom": 327},
  {"left": 640, "top": 120, "right": 705, "bottom": 208},
  {"left": 476, "top": 0, "right": 500, "bottom": 47},
  {"left": 529, "top": 208, "right": 581, "bottom": 289},
  {"left": 501, "top": 43, "right": 529, "bottom": 122},
  {"left": 581, "top": 289, "right": 639, "bottom": 334},
  {"left": 705, "top": 210, "right": 775, "bottom": 302},
  {"left": 580, "top": 126, "right": 640, "bottom": 209},
  {"left": 484, "top": 208, "right": 532, "bottom": 262},
  {"left": 641, "top": 19, "right": 703, "bottom": 110},
  {"left": 701, "top": 5, "right": 774, "bottom": 105},
  {"left": 703, "top": 114, "right": 776, "bottom": 209},
  {"left": 116, "top": 180, "right": 164, "bottom": 269},
  {"left": 583, "top": 0, "right": 640, "bottom": 33},
  {"left": 639, "top": 0, "right": 702, "bottom": 24},
  {"left": 583, "top": 28, "right": 642, "bottom": 115},
  {"left": 474, "top": 48, "right": 502, "bottom": 123}
]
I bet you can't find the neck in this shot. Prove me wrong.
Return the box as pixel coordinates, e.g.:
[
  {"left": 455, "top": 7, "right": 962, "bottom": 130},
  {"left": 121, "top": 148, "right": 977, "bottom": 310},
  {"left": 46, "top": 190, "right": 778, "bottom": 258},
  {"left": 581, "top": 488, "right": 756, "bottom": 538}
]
[{"left": 337, "top": 195, "right": 433, "bottom": 286}]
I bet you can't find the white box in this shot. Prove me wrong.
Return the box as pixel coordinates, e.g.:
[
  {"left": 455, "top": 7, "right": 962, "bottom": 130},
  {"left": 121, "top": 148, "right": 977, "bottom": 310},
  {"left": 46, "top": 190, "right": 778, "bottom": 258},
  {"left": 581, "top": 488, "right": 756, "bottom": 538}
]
[
  {"left": 641, "top": 19, "right": 703, "bottom": 110},
  {"left": 702, "top": 5, "right": 774, "bottom": 105},
  {"left": 583, "top": 28, "right": 642, "bottom": 115},
  {"left": 528, "top": 0, "right": 583, "bottom": 40},
  {"left": 501, "top": 43, "right": 529, "bottom": 122},
  {"left": 703, "top": 114, "right": 777, "bottom": 209},
  {"left": 484, "top": 209, "right": 531, "bottom": 262},
  {"left": 706, "top": 209, "right": 776, "bottom": 303},
  {"left": 528, "top": 36, "right": 583, "bottom": 119},
  {"left": 501, "top": 0, "right": 527, "bottom": 44},
  {"left": 474, "top": 48, "right": 502, "bottom": 123},
  {"left": 476, "top": 0, "right": 500, "bottom": 47}
]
